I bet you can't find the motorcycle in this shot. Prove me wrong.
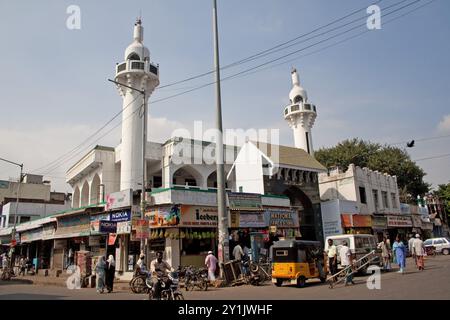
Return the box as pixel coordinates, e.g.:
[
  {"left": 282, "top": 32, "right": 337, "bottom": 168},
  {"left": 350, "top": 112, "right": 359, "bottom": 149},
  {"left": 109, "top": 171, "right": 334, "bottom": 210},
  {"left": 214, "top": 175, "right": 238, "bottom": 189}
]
[
  {"left": 184, "top": 266, "right": 208, "bottom": 291},
  {"left": 242, "top": 258, "right": 262, "bottom": 286},
  {"left": 146, "top": 271, "right": 184, "bottom": 300}
]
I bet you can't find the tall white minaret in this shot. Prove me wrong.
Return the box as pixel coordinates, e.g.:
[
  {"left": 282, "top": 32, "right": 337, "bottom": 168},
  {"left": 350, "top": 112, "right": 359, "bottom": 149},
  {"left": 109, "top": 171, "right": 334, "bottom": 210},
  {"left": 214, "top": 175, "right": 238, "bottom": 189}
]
[
  {"left": 115, "top": 19, "right": 159, "bottom": 191},
  {"left": 284, "top": 68, "right": 317, "bottom": 155}
]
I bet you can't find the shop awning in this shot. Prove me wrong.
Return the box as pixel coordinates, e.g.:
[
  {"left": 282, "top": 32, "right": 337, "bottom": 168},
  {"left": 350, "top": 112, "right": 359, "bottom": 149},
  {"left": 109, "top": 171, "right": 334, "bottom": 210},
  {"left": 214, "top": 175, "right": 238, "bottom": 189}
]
[{"left": 51, "top": 232, "right": 91, "bottom": 240}]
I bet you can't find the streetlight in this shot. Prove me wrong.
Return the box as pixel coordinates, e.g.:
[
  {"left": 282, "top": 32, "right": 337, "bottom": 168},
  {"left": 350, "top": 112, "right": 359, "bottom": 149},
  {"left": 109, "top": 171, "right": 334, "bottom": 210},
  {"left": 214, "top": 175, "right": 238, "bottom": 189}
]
[{"left": 0, "top": 157, "right": 24, "bottom": 266}]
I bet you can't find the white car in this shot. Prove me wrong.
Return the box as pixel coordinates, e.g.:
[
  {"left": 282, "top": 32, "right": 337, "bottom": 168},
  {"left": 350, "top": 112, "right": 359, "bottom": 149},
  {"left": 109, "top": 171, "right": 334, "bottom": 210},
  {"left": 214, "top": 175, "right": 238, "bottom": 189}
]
[{"left": 423, "top": 237, "right": 450, "bottom": 255}]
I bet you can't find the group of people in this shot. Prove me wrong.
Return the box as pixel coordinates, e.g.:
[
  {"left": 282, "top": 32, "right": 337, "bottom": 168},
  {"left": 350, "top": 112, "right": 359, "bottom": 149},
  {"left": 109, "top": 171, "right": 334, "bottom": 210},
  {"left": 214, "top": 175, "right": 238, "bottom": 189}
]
[
  {"left": 325, "top": 233, "right": 427, "bottom": 286},
  {"left": 94, "top": 255, "right": 116, "bottom": 294}
]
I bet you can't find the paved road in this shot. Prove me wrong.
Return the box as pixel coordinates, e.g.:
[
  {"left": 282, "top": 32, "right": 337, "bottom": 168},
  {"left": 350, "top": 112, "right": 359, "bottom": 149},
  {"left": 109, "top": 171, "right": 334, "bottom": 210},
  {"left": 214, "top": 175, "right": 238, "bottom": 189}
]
[{"left": 1, "top": 256, "right": 449, "bottom": 300}]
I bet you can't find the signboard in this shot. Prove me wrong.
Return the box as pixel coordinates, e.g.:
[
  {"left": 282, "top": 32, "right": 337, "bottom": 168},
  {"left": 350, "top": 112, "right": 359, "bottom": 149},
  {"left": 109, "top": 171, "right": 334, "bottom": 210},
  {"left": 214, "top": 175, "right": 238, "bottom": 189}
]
[
  {"left": 180, "top": 205, "right": 218, "bottom": 227},
  {"left": 109, "top": 210, "right": 131, "bottom": 222},
  {"left": 90, "top": 213, "right": 110, "bottom": 234},
  {"left": 238, "top": 212, "right": 266, "bottom": 228},
  {"left": 56, "top": 214, "right": 90, "bottom": 236},
  {"left": 20, "top": 228, "right": 43, "bottom": 243},
  {"left": 105, "top": 189, "right": 132, "bottom": 211},
  {"left": 387, "top": 215, "right": 413, "bottom": 227},
  {"left": 0, "top": 180, "right": 9, "bottom": 189},
  {"left": 42, "top": 224, "right": 56, "bottom": 240},
  {"left": 89, "top": 236, "right": 102, "bottom": 246},
  {"left": 116, "top": 221, "right": 132, "bottom": 235},
  {"left": 227, "top": 192, "right": 262, "bottom": 211},
  {"left": 341, "top": 214, "right": 372, "bottom": 228},
  {"left": 54, "top": 239, "right": 67, "bottom": 249},
  {"left": 133, "top": 219, "right": 149, "bottom": 239},
  {"left": 421, "top": 221, "right": 433, "bottom": 230},
  {"left": 99, "top": 220, "right": 117, "bottom": 233},
  {"left": 372, "top": 216, "right": 387, "bottom": 229},
  {"left": 400, "top": 203, "right": 411, "bottom": 215},
  {"left": 411, "top": 215, "right": 423, "bottom": 228},
  {"left": 264, "top": 208, "right": 299, "bottom": 228},
  {"left": 146, "top": 205, "right": 180, "bottom": 227},
  {"left": 108, "top": 234, "right": 118, "bottom": 245}
]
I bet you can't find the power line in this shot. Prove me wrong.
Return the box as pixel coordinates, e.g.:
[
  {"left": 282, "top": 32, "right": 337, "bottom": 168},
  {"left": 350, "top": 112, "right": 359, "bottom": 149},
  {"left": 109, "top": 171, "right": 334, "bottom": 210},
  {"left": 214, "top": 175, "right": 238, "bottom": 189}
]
[
  {"left": 29, "top": 0, "right": 436, "bottom": 176},
  {"left": 157, "top": 0, "right": 385, "bottom": 90},
  {"left": 414, "top": 153, "right": 450, "bottom": 162}
]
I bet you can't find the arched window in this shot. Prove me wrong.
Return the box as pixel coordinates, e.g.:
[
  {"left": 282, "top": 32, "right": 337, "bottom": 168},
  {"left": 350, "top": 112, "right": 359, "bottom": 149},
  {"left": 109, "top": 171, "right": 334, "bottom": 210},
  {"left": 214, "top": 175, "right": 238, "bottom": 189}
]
[
  {"left": 127, "top": 53, "right": 140, "bottom": 61},
  {"left": 294, "top": 95, "right": 303, "bottom": 104}
]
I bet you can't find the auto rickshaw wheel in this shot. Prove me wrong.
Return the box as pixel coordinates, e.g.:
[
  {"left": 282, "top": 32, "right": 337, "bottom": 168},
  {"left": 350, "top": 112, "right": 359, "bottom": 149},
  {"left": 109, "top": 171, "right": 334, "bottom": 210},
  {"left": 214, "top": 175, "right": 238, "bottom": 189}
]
[
  {"left": 274, "top": 278, "right": 283, "bottom": 287},
  {"left": 296, "top": 276, "right": 306, "bottom": 288}
]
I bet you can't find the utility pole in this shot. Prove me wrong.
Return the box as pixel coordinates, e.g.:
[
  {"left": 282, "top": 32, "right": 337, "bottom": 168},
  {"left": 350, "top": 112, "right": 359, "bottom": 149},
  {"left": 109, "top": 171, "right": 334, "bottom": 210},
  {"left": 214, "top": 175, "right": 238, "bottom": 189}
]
[
  {"left": 108, "top": 79, "right": 146, "bottom": 254},
  {"left": 0, "top": 157, "right": 23, "bottom": 267},
  {"left": 212, "top": 0, "right": 230, "bottom": 269}
]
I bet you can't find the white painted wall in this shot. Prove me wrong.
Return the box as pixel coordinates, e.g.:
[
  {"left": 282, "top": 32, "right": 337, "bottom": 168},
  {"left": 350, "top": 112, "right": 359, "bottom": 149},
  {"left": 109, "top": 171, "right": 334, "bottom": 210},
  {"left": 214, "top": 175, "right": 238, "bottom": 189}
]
[
  {"left": 234, "top": 142, "right": 265, "bottom": 194},
  {"left": 1, "top": 201, "right": 70, "bottom": 228}
]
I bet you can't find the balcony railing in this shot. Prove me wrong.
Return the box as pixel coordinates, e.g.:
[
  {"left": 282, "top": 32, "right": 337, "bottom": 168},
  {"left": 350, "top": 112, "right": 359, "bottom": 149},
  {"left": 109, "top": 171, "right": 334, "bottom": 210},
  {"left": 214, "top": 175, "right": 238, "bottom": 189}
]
[
  {"left": 284, "top": 103, "right": 316, "bottom": 117},
  {"left": 116, "top": 60, "right": 159, "bottom": 77}
]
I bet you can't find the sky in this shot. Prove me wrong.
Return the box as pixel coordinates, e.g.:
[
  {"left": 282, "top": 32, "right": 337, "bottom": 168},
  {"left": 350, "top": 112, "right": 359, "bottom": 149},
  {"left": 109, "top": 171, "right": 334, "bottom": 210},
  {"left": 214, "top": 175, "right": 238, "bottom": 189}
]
[{"left": 0, "top": 0, "right": 449, "bottom": 193}]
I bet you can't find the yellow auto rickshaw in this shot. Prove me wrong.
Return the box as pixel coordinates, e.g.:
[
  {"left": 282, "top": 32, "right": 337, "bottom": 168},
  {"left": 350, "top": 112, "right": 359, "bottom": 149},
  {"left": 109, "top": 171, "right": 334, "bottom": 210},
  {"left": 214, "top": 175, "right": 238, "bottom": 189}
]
[{"left": 271, "top": 239, "right": 326, "bottom": 288}]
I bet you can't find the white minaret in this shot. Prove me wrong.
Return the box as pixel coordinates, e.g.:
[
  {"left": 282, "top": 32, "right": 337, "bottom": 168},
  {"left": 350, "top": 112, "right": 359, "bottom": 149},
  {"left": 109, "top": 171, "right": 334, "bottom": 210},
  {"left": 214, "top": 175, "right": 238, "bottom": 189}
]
[
  {"left": 115, "top": 19, "right": 159, "bottom": 191},
  {"left": 284, "top": 68, "right": 317, "bottom": 155}
]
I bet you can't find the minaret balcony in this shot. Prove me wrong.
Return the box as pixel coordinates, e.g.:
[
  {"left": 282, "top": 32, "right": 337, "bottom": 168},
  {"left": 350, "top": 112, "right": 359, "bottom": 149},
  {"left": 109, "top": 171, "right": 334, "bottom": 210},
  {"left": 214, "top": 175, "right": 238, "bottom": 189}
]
[
  {"left": 116, "top": 60, "right": 159, "bottom": 78},
  {"left": 283, "top": 103, "right": 316, "bottom": 118}
]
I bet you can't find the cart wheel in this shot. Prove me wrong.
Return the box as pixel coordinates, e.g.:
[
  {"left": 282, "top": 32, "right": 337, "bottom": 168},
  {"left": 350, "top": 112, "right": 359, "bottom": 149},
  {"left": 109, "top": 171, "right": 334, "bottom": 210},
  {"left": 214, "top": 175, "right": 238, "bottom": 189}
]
[{"left": 296, "top": 276, "right": 306, "bottom": 288}]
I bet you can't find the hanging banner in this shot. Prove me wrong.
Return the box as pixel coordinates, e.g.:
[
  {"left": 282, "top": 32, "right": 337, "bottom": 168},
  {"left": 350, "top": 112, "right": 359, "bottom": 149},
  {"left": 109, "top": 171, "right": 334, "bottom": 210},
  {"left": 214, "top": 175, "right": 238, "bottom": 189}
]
[
  {"left": 109, "top": 209, "right": 132, "bottom": 222},
  {"left": 180, "top": 205, "right": 218, "bottom": 227},
  {"left": 108, "top": 234, "right": 118, "bottom": 245},
  {"left": 133, "top": 219, "right": 150, "bottom": 239},
  {"left": 145, "top": 205, "right": 180, "bottom": 227},
  {"left": 116, "top": 221, "right": 132, "bottom": 235},
  {"left": 90, "top": 213, "right": 110, "bottom": 234},
  {"left": 105, "top": 189, "right": 132, "bottom": 211},
  {"left": 227, "top": 192, "right": 262, "bottom": 211},
  {"left": 264, "top": 208, "right": 299, "bottom": 228},
  {"left": 99, "top": 220, "right": 117, "bottom": 234},
  {"left": 55, "top": 214, "right": 90, "bottom": 237}
]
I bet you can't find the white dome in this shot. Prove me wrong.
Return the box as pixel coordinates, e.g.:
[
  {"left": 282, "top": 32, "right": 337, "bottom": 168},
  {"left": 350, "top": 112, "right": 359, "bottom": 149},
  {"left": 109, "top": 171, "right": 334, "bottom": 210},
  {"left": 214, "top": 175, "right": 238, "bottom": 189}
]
[
  {"left": 124, "top": 42, "right": 150, "bottom": 61},
  {"left": 289, "top": 85, "right": 308, "bottom": 104}
]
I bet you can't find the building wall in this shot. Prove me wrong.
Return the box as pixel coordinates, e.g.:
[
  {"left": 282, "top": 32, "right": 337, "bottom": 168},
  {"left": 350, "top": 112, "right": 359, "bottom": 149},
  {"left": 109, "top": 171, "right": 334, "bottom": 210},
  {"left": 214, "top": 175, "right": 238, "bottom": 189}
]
[
  {"left": 0, "top": 180, "right": 51, "bottom": 203},
  {"left": 319, "top": 164, "right": 400, "bottom": 215},
  {"left": 1, "top": 201, "right": 70, "bottom": 228},
  {"left": 234, "top": 142, "right": 265, "bottom": 194}
]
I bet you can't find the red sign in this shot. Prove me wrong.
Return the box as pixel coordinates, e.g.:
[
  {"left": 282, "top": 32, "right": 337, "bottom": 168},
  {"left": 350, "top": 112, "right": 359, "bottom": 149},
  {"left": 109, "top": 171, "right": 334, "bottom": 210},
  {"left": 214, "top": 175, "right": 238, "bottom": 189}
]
[
  {"left": 133, "top": 219, "right": 149, "bottom": 239},
  {"left": 11, "top": 239, "right": 17, "bottom": 247},
  {"left": 108, "top": 234, "right": 118, "bottom": 245}
]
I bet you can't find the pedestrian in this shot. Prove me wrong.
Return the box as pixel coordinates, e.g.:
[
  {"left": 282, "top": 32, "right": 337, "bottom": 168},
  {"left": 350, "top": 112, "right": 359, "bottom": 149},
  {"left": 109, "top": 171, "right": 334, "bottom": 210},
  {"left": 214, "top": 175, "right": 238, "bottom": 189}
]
[
  {"left": 378, "top": 237, "right": 391, "bottom": 271},
  {"left": 392, "top": 235, "right": 406, "bottom": 274},
  {"left": 325, "top": 239, "right": 338, "bottom": 279},
  {"left": 105, "top": 255, "right": 116, "bottom": 293},
  {"left": 233, "top": 243, "right": 244, "bottom": 261},
  {"left": 19, "top": 256, "right": 26, "bottom": 276},
  {"left": 205, "top": 251, "right": 218, "bottom": 281},
  {"left": 413, "top": 234, "right": 425, "bottom": 271},
  {"left": 95, "top": 256, "right": 106, "bottom": 293},
  {"left": 68, "top": 248, "right": 74, "bottom": 266},
  {"left": 408, "top": 234, "right": 416, "bottom": 261},
  {"left": 339, "top": 241, "right": 354, "bottom": 286}
]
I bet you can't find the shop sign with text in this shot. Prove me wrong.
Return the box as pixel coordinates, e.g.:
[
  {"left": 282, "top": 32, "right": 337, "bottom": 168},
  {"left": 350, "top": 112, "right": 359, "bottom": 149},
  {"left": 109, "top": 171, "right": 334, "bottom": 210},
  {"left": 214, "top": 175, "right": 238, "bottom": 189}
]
[{"left": 180, "top": 205, "right": 218, "bottom": 227}]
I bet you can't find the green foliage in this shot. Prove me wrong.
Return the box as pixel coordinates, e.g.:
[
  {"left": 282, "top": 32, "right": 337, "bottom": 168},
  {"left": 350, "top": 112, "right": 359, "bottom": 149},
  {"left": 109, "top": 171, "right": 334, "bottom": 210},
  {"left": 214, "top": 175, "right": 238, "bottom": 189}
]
[
  {"left": 315, "top": 139, "right": 430, "bottom": 200},
  {"left": 434, "top": 183, "right": 450, "bottom": 214}
]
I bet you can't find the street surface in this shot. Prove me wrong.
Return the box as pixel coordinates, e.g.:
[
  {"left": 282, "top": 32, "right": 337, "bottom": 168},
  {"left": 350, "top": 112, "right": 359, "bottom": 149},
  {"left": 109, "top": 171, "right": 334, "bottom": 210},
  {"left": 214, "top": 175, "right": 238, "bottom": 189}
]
[{"left": 1, "top": 256, "right": 449, "bottom": 300}]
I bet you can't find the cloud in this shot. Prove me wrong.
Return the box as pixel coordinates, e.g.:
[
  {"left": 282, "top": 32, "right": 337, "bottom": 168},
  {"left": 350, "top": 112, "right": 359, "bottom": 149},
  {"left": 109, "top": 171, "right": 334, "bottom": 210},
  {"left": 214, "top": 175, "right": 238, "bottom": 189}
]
[{"left": 437, "top": 114, "right": 450, "bottom": 133}]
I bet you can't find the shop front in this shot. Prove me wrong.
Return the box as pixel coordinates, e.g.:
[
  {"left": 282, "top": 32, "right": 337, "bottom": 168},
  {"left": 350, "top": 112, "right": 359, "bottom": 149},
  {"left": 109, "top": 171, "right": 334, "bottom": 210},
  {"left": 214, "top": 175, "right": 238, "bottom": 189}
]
[
  {"left": 108, "top": 208, "right": 132, "bottom": 274},
  {"left": 53, "top": 212, "right": 91, "bottom": 271},
  {"left": 341, "top": 214, "right": 373, "bottom": 235},
  {"left": 372, "top": 215, "right": 388, "bottom": 241},
  {"left": 386, "top": 215, "right": 413, "bottom": 241}
]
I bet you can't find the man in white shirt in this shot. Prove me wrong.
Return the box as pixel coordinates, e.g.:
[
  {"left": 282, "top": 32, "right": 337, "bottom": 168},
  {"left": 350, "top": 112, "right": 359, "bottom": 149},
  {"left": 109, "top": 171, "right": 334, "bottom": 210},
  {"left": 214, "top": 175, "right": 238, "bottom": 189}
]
[
  {"left": 339, "top": 241, "right": 354, "bottom": 286},
  {"left": 326, "top": 239, "right": 338, "bottom": 277},
  {"left": 413, "top": 234, "right": 425, "bottom": 271},
  {"left": 233, "top": 244, "right": 244, "bottom": 261},
  {"left": 408, "top": 234, "right": 416, "bottom": 260}
]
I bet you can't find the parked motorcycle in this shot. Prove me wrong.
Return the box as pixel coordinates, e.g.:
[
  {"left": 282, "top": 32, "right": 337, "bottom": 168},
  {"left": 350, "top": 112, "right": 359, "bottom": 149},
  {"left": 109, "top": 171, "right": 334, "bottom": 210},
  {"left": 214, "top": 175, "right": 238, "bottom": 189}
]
[
  {"left": 146, "top": 271, "right": 184, "bottom": 300},
  {"left": 184, "top": 266, "right": 208, "bottom": 291}
]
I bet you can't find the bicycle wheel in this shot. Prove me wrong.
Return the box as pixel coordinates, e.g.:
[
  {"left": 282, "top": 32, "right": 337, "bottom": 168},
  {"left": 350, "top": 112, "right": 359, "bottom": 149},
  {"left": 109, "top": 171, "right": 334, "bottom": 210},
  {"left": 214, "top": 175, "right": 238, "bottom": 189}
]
[
  {"left": 131, "top": 276, "right": 146, "bottom": 294},
  {"left": 174, "top": 292, "right": 185, "bottom": 300}
]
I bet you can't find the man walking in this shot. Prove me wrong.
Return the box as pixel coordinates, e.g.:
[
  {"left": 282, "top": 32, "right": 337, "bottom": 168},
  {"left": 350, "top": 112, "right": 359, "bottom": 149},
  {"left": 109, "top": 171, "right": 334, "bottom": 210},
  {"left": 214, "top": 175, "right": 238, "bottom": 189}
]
[
  {"left": 325, "top": 239, "right": 338, "bottom": 279},
  {"left": 205, "top": 251, "right": 218, "bottom": 281},
  {"left": 408, "top": 234, "right": 416, "bottom": 261},
  {"left": 413, "top": 234, "right": 425, "bottom": 271},
  {"left": 339, "top": 241, "right": 354, "bottom": 286}
]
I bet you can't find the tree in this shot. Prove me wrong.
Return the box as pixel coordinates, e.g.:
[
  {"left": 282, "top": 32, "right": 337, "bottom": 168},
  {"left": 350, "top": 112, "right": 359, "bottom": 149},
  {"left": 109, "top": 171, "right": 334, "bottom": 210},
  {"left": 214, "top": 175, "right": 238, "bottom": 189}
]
[
  {"left": 434, "top": 183, "right": 450, "bottom": 214},
  {"left": 315, "top": 139, "right": 430, "bottom": 201}
]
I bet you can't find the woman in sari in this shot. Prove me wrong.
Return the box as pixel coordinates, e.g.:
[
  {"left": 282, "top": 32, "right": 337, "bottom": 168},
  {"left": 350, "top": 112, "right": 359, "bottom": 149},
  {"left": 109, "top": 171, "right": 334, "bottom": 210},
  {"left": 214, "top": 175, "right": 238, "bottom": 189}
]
[
  {"left": 392, "top": 235, "right": 406, "bottom": 274},
  {"left": 95, "top": 256, "right": 107, "bottom": 293}
]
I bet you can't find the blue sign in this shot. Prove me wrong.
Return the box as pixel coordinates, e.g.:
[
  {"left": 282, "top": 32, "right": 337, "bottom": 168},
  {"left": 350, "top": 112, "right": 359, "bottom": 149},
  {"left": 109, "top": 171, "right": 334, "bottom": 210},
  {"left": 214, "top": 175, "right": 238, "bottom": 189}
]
[
  {"left": 109, "top": 210, "right": 131, "bottom": 222},
  {"left": 99, "top": 220, "right": 117, "bottom": 233}
]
